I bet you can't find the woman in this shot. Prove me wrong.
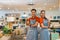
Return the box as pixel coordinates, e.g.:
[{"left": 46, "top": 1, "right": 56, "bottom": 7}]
[
  {"left": 26, "top": 9, "right": 39, "bottom": 40},
  {"left": 39, "top": 10, "right": 50, "bottom": 40}
]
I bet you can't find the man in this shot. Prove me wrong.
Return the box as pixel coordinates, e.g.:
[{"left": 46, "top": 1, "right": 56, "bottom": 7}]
[{"left": 26, "top": 9, "right": 39, "bottom": 40}]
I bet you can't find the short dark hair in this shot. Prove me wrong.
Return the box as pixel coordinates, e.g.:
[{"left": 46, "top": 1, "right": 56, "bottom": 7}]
[{"left": 31, "top": 9, "right": 36, "bottom": 12}]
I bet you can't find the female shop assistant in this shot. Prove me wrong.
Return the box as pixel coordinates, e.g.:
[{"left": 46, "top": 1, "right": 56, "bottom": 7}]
[
  {"left": 26, "top": 9, "right": 39, "bottom": 40},
  {"left": 39, "top": 10, "right": 50, "bottom": 40}
]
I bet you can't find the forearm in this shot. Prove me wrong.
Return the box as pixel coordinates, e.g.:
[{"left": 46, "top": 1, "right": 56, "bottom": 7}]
[
  {"left": 27, "top": 24, "right": 30, "bottom": 26},
  {"left": 31, "top": 24, "right": 37, "bottom": 27},
  {"left": 31, "top": 22, "right": 38, "bottom": 27},
  {"left": 41, "top": 23, "right": 49, "bottom": 28},
  {"left": 26, "top": 21, "right": 30, "bottom": 26}
]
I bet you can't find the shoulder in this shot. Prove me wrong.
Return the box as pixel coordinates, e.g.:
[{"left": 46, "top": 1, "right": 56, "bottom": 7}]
[
  {"left": 39, "top": 17, "right": 43, "bottom": 23},
  {"left": 27, "top": 17, "right": 32, "bottom": 21},
  {"left": 35, "top": 16, "right": 40, "bottom": 20},
  {"left": 36, "top": 16, "right": 39, "bottom": 18},
  {"left": 40, "top": 17, "right": 43, "bottom": 20}
]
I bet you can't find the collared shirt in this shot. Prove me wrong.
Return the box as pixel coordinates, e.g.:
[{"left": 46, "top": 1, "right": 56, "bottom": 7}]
[{"left": 27, "top": 16, "right": 40, "bottom": 23}]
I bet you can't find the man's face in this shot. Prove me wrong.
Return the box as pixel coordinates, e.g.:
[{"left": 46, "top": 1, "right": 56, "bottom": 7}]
[{"left": 31, "top": 11, "right": 36, "bottom": 17}]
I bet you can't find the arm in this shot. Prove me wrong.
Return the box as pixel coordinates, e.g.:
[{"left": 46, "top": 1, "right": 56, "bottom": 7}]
[
  {"left": 26, "top": 18, "right": 30, "bottom": 26},
  {"left": 31, "top": 21, "right": 38, "bottom": 27},
  {"left": 40, "top": 19, "right": 50, "bottom": 28},
  {"left": 40, "top": 23, "right": 48, "bottom": 28},
  {"left": 26, "top": 20, "right": 30, "bottom": 26}
]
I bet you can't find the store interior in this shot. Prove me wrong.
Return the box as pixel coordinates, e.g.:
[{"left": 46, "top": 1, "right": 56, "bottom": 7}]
[{"left": 0, "top": 0, "right": 60, "bottom": 40}]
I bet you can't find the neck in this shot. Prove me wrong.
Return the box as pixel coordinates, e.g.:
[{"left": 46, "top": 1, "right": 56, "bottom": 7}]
[
  {"left": 32, "top": 16, "right": 35, "bottom": 18},
  {"left": 40, "top": 16, "right": 44, "bottom": 18}
]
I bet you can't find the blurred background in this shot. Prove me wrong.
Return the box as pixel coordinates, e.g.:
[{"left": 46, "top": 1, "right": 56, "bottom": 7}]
[{"left": 0, "top": 0, "right": 60, "bottom": 40}]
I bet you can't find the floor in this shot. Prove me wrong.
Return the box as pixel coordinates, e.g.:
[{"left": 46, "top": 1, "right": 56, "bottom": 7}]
[
  {"left": 0, "top": 33, "right": 60, "bottom": 40},
  {"left": 0, "top": 36, "right": 10, "bottom": 40},
  {"left": 0, "top": 35, "right": 60, "bottom": 40}
]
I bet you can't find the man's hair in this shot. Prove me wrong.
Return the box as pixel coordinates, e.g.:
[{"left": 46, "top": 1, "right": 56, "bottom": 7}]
[{"left": 31, "top": 9, "right": 36, "bottom": 12}]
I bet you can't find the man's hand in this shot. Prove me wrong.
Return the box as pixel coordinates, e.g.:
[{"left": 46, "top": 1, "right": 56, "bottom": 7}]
[{"left": 31, "top": 22, "right": 38, "bottom": 27}]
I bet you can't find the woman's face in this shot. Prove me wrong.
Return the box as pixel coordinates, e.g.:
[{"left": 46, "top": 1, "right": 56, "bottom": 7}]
[{"left": 40, "top": 11, "right": 45, "bottom": 18}]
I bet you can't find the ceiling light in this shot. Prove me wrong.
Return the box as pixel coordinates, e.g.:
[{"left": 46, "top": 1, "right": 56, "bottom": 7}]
[
  {"left": 8, "top": 8, "right": 10, "bottom": 9},
  {"left": 0, "top": 8, "right": 2, "bottom": 9},
  {"left": 53, "top": 6, "right": 56, "bottom": 8},
  {"left": 49, "top": 8, "right": 52, "bottom": 10},
  {"left": 27, "top": 0, "right": 35, "bottom": 5},
  {"left": 44, "top": 3, "right": 47, "bottom": 5}
]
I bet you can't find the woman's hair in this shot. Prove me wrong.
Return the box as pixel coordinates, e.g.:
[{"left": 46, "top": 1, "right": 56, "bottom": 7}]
[
  {"left": 41, "top": 10, "right": 45, "bottom": 13},
  {"left": 44, "top": 17, "right": 48, "bottom": 20},
  {"left": 41, "top": 10, "right": 48, "bottom": 20}
]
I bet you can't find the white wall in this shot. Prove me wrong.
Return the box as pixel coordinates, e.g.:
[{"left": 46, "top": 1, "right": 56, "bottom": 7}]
[{"left": 45, "top": 9, "right": 59, "bottom": 20}]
